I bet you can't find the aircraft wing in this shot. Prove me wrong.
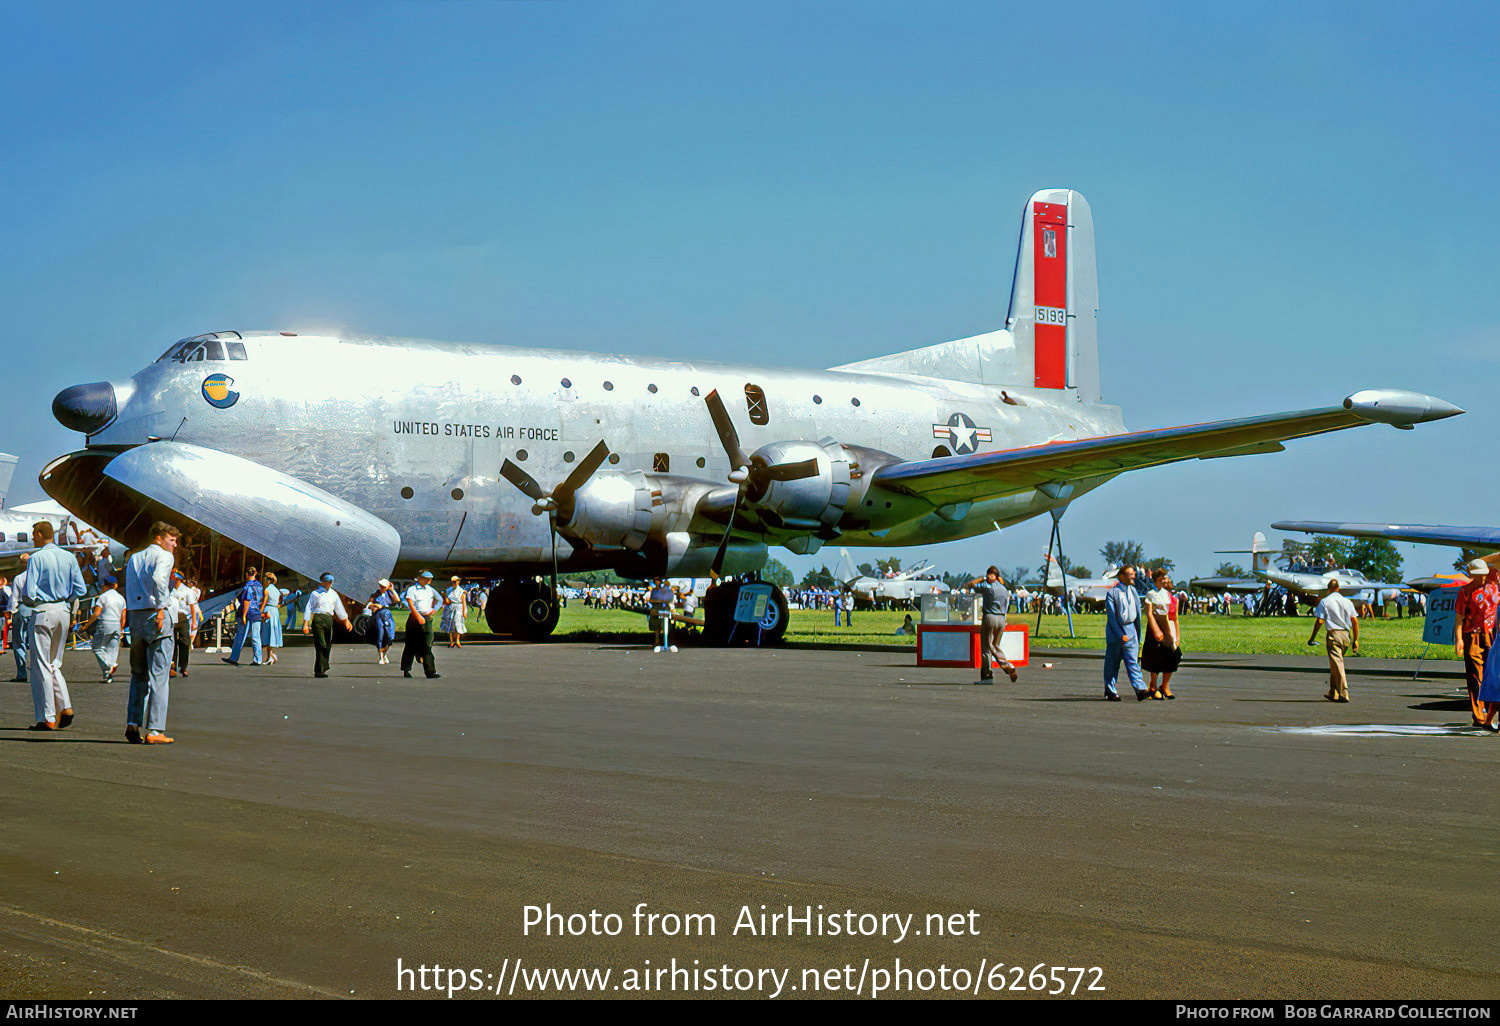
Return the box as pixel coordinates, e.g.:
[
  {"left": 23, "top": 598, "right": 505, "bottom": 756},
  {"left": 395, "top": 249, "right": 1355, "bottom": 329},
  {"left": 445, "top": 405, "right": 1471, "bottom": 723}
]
[
  {"left": 871, "top": 391, "right": 1461, "bottom": 507},
  {"left": 1273, "top": 521, "right": 1500, "bottom": 550}
]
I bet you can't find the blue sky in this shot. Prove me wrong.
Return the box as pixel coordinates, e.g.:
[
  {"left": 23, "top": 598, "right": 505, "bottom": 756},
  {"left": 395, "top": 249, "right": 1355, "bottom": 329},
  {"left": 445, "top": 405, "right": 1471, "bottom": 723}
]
[{"left": 3, "top": 1, "right": 1495, "bottom": 582}]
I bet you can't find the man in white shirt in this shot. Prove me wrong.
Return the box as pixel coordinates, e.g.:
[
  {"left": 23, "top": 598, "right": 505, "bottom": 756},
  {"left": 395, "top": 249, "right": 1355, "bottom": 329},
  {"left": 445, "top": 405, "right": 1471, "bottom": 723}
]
[
  {"left": 302, "top": 572, "right": 352, "bottom": 678},
  {"left": 81, "top": 574, "right": 127, "bottom": 683},
  {"left": 22, "top": 521, "right": 87, "bottom": 730},
  {"left": 124, "top": 522, "right": 180, "bottom": 744},
  {"left": 1307, "top": 579, "right": 1359, "bottom": 703},
  {"left": 401, "top": 570, "right": 444, "bottom": 679}
]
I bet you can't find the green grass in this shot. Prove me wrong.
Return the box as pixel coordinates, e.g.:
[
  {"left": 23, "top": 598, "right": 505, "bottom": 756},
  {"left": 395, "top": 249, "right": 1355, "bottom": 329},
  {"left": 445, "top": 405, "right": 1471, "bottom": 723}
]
[{"left": 454, "top": 605, "right": 1454, "bottom": 659}]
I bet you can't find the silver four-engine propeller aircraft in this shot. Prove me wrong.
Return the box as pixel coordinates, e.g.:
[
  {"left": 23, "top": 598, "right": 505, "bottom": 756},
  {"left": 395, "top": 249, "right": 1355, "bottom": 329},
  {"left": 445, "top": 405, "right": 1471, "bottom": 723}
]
[{"left": 45, "top": 189, "right": 1461, "bottom": 643}]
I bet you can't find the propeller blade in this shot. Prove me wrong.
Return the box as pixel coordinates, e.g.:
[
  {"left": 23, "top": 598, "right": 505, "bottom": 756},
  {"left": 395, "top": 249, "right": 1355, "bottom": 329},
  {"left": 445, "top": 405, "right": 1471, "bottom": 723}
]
[
  {"left": 500, "top": 459, "right": 547, "bottom": 502},
  {"left": 557, "top": 440, "right": 611, "bottom": 500},
  {"left": 703, "top": 389, "right": 749, "bottom": 471},
  {"left": 763, "top": 457, "right": 820, "bottom": 482}
]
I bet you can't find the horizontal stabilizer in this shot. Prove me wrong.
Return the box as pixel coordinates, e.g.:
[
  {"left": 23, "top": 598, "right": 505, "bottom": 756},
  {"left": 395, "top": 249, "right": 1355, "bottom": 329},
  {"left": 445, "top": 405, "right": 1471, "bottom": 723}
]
[{"left": 103, "top": 442, "right": 402, "bottom": 597}]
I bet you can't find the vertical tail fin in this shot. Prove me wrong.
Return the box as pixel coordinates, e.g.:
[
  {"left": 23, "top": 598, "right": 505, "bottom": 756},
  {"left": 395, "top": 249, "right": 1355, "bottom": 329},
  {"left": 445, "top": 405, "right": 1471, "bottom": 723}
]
[
  {"left": 834, "top": 547, "right": 859, "bottom": 585},
  {"left": 1251, "top": 531, "right": 1270, "bottom": 574},
  {"left": 828, "top": 188, "right": 1100, "bottom": 399},
  {"left": 1006, "top": 189, "right": 1100, "bottom": 401},
  {"left": 0, "top": 452, "right": 17, "bottom": 509}
]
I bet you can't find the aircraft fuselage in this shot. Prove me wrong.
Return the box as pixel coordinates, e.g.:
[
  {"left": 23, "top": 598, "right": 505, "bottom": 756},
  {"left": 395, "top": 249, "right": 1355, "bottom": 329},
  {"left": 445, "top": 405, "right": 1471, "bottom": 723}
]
[{"left": 50, "top": 331, "right": 1124, "bottom": 576}]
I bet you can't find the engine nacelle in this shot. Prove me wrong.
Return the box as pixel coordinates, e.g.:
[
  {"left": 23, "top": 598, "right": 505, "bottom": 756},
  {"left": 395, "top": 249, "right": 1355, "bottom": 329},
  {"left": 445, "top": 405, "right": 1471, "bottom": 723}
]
[
  {"left": 744, "top": 439, "right": 853, "bottom": 532},
  {"left": 558, "top": 470, "right": 662, "bottom": 550}
]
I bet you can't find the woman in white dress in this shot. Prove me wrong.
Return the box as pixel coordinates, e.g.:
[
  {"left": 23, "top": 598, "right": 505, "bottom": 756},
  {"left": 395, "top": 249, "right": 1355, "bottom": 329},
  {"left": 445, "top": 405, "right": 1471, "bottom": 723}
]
[{"left": 443, "top": 576, "right": 468, "bottom": 648}]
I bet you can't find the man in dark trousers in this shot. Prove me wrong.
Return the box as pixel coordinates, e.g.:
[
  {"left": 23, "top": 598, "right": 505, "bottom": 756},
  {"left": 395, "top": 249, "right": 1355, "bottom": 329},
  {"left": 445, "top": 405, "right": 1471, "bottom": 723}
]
[
  {"left": 302, "top": 573, "right": 352, "bottom": 678},
  {"left": 401, "top": 571, "right": 444, "bottom": 679}
]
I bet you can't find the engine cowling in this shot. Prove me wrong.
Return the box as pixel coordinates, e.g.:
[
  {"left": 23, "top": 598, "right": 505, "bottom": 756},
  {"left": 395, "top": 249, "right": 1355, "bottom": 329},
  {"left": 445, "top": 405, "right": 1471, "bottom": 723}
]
[
  {"left": 743, "top": 439, "right": 853, "bottom": 532},
  {"left": 557, "top": 470, "right": 662, "bottom": 550}
]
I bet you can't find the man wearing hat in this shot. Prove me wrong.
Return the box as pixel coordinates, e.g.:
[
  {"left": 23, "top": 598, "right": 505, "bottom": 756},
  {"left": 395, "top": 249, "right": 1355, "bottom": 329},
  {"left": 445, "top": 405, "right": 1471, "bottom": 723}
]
[
  {"left": 81, "top": 574, "right": 127, "bottom": 683},
  {"left": 401, "top": 571, "right": 444, "bottom": 679},
  {"left": 302, "top": 573, "right": 353, "bottom": 678},
  {"left": 1307, "top": 578, "right": 1359, "bottom": 702},
  {"left": 1454, "top": 558, "right": 1499, "bottom": 727}
]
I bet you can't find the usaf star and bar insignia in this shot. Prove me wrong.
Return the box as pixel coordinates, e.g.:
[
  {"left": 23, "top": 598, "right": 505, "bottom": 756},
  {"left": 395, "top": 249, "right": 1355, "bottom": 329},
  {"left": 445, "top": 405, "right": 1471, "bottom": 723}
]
[{"left": 931, "top": 412, "right": 992, "bottom": 455}]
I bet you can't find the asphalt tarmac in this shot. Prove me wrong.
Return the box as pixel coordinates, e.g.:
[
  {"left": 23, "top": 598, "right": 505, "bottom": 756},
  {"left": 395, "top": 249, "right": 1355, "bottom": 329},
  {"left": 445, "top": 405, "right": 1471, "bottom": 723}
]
[{"left": 1, "top": 636, "right": 1495, "bottom": 1001}]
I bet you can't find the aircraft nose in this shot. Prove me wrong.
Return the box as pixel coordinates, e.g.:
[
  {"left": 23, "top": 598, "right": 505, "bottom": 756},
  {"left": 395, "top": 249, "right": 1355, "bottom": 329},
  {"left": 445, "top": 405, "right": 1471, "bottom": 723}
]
[{"left": 53, "top": 381, "right": 117, "bottom": 434}]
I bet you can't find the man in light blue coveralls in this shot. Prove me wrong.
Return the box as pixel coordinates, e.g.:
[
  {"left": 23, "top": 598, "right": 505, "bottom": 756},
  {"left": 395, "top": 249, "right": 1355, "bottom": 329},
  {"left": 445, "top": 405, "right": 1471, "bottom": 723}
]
[{"left": 1103, "top": 566, "right": 1148, "bottom": 702}]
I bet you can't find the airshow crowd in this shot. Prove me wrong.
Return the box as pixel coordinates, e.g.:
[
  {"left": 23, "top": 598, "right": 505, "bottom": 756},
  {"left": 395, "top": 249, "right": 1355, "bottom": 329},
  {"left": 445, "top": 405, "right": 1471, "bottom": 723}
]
[{"left": 4, "top": 525, "right": 1498, "bottom": 740}]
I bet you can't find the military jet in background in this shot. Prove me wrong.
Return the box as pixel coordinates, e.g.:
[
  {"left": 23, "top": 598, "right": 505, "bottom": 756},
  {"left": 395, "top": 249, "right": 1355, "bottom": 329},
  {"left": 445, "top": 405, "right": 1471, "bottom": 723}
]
[
  {"left": 44, "top": 188, "right": 1461, "bottom": 644},
  {"left": 1043, "top": 554, "right": 1120, "bottom": 608},
  {"left": 845, "top": 558, "right": 951, "bottom": 610},
  {"left": 1190, "top": 531, "right": 1275, "bottom": 596},
  {"left": 1274, "top": 519, "right": 1500, "bottom": 596},
  {"left": 1253, "top": 563, "right": 1406, "bottom": 608}
]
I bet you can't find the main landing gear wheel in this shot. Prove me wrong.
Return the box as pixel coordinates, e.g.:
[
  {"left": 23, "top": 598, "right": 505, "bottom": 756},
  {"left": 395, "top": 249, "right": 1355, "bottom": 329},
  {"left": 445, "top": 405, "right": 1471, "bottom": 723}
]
[
  {"left": 485, "top": 578, "right": 560, "bottom": 641},
  {"left": 702, "top": 581, "right": 789, "bottom": 647}
]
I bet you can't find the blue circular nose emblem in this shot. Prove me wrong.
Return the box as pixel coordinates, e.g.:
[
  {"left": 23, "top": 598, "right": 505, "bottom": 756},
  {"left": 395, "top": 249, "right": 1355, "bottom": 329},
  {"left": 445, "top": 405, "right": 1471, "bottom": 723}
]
[{"left": 201, "top": 374, "right": 240, "bottom": 409}]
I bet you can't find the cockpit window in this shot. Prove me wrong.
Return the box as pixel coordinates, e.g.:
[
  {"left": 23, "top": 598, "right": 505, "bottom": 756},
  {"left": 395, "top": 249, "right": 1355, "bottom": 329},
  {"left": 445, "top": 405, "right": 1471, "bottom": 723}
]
[
  {"left": 226, "top": 341, "right": 247, "bottom": 361},
  {"left": 155, "top": 331, "right": 245, "bottom": 364}
]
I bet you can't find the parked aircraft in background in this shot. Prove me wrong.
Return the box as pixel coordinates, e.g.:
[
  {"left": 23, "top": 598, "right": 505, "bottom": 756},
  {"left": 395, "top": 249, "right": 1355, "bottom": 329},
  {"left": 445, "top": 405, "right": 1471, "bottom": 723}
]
[
  {"left": 0, "top": 499, "right": 123, "bottom": 581},
  {"left": 1191, "top": 531, "right": 1275, "bottom": 596},
  {"left": 44, "top": 189, "right": 1461, "bottom": 644},
  {"left": 845, "top": 558, "right": 951, "bottom": 610},
  {"left": 1043, "top": 554, "right": 1119, "bottom": 607},
  {"left": 1254, "top": 564, "right": 1406, "bottom": 608},
  {"left": 1274, "top": 519, "right": 1500, "bottom": 597}
]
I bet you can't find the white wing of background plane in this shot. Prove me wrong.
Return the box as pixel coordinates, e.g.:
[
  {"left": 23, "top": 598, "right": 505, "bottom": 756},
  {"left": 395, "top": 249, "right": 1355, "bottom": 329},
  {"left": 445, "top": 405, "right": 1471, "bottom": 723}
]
[
  {"left": 871, "top": 390, "right": 1461, "bottom": 508},
  {"left": 1273, "top": 521, "right": 1500, "bottom": 550}
]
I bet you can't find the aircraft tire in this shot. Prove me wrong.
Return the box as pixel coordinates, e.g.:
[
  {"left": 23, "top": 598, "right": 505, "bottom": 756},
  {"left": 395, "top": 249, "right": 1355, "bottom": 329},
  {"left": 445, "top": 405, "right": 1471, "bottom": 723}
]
[
  {"left": 485, "top": 579, "right": 560, "bottom": 641},
  {"left": 700, "top": 582, "right": 788, "bottom": 647}
]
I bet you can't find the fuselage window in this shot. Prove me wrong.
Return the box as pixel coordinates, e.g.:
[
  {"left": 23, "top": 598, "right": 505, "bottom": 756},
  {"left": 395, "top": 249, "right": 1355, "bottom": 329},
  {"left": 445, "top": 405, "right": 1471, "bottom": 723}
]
[
  {"left": 653, "top": 453, "right": 670, "bottom": 473},
  {"left": 745, "top": 384, "right": 769, "bottom": 425},
  {"left": 0, "top": 532, "right": 6, "bottom": 542},
  {"left": 17, "top": 532, "right": 27, "bottom": 544}
]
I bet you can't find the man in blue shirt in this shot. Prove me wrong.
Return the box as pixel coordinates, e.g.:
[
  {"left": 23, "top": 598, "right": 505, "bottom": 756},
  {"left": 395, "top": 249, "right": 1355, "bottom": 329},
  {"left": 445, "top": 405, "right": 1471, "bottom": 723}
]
[
  {"left": 125, "top": 522, "right": 180, "bottom": 744},
  {"left": 223, "top": 567, "right": 264, "bottom": 666},
  {"left": 21, "top": 521, "right": 87, "bottom": 729},
  {"left": 1103, "top": 566, "right": 1148, "bottom": 702}
]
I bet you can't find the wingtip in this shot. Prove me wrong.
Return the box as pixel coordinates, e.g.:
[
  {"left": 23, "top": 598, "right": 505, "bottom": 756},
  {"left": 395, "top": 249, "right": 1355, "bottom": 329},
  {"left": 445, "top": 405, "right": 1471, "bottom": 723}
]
[{"left": 1343, "top": 389, "right": 1464, "bottom": 426}]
